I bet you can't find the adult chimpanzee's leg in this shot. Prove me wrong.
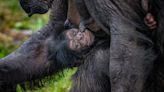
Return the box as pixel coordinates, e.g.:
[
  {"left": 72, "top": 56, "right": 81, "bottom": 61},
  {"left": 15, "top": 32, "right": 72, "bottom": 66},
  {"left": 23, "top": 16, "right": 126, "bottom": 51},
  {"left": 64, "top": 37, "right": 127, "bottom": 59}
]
[
  {"left": 0, "top": 0, "right": 68, "bottom": 91},
  {"left": 109, "top": 19, "right": 156, "bottom": 92},
  {"left": 70, "top": 39, "right": 110, "bottom": 92},
  {"left": 81, "top": 0, "right": 157, "bottom": 92}
]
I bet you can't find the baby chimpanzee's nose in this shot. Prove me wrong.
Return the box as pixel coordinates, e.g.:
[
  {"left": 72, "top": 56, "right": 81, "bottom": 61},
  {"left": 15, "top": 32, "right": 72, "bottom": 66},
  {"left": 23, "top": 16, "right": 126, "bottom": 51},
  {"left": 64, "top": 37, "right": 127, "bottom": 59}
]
[{"left": 76, "top": 32, "right": 83, "bottom": 40}]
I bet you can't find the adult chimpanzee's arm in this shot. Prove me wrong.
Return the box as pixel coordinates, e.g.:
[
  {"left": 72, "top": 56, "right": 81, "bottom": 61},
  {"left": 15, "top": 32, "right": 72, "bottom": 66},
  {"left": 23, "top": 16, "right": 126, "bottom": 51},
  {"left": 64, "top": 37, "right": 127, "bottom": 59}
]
[
  {"left": 75, "top": 0, "right": 103, "bottom": 33},
  {"left": 0, "top": 0, "right": 67, "bottom": 88},
  {"left": 66, "top": 0, "right": 80, "bottom": 26}
]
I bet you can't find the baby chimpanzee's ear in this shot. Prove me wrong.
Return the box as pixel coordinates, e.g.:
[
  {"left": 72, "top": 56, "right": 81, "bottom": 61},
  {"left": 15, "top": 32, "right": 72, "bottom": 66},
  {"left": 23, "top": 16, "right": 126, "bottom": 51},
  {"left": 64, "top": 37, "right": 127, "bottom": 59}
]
[{"left": 64, "top": 19, "right": 78, "bottom": 29}]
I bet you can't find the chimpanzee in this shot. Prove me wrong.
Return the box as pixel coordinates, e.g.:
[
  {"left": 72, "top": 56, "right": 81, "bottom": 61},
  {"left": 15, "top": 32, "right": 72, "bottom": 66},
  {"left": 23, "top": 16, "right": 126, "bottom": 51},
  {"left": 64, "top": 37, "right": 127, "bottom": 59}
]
[
  {"left": 25, "top": 0, "right": 159, "bottom": 91},
  {"left": 0, "top": 1, "right": 109, "bottom": 92},
  {"left": 0, "top": 0, "right": 158, "bottom": 92},
  {"left": 19, "top": 0, "right": 158, "bottom": 92},
  {"left": 75, "top": 0, "right": 164, "bottom": 92},
  {"left": 48, "top": 28, "right": 95, "bottom": 67},
  {"left": 19, "top": 0, "right": 156, "bottom": 30},
  {"left": 0, "top": 0, "right": 68, "bottom": 92}
]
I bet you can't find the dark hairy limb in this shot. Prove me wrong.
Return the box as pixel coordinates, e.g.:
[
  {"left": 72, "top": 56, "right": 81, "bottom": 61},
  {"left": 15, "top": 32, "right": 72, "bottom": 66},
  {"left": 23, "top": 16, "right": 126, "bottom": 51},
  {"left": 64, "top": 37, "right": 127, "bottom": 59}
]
[
  {"left": 70, "top": 39, "right": 110, "bottom": 92},
  {"left": 78, "top": 0, "right": 157, "bottom": 92},
  {"left": 75, "top": 0, "right": 101, "bottom": 33},
  {"left": 19, "top": 0, "right": 80, "bottom": 28},
  {"left": 0, "top": 0, "right": 68, "bottom": 91},
  {"left": 67, "top": 0, "right": 80, "bottom": 26}
]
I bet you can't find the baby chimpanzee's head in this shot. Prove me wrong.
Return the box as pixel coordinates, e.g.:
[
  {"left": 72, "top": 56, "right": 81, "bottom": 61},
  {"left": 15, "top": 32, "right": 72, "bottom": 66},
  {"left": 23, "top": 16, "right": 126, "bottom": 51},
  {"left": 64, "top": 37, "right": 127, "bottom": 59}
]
[
  {"left": 48, "top": 28, "right": 95, "bottom": 67},
  {"left": 65, "top": 28, "right": 95, "bottom": 52}
]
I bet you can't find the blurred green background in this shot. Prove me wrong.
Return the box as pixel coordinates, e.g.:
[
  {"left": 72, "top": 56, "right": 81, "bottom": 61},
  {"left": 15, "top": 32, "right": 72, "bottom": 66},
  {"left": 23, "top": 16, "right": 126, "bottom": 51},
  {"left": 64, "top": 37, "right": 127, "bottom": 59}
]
[{"left": 0, "top": 0, "right": 75, "bottom": 92}]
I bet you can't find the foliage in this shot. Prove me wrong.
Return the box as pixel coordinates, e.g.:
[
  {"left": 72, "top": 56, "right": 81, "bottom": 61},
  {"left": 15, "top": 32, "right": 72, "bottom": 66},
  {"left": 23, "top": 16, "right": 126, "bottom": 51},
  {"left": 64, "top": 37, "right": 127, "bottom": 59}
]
[
  {"left": 16, "top": 69, "right": 77, "bottom": 92},
  {"left": 0, "top": 43, "right": 18, "bottom": 58},
  {"left": 0, "top": 0, "right": 48, "bottom": 31}
]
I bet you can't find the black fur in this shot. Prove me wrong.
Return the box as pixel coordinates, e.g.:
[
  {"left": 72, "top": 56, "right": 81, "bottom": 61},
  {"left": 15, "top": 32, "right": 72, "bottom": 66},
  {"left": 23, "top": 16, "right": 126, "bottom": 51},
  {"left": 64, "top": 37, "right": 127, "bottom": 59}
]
[
  {"left": 0, "top": 0, "right": 68, "bottom": 91},
  {"left": 48, "top": 31, "right": 83, "bottom": 67},
  {"left": 151, "top": 0, "right": 164, "bottom": 91},
  {"left": 19, "top": 0, "right": 52, "bottom": 17},
  {"left": 75, "top": 0, "right": 158, "bottom": 91},
  {"left": 2, "top": 0, "right": 164, "bottom": 92},
  {"left": 70, "top": 35, "right": 110, "bottom": 92}
]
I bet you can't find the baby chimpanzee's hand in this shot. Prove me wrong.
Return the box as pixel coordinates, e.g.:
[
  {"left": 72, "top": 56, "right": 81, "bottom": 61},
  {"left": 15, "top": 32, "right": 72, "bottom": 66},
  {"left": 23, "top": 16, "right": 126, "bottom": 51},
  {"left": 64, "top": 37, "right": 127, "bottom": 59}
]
[{"left": 144, "top": 13, "right": 157, "bottom": 30}]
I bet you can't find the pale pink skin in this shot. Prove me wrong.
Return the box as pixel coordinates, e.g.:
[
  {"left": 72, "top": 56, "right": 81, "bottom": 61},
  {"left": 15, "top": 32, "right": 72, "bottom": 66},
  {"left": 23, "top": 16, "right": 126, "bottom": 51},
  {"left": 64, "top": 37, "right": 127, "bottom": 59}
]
[{"left": 65, "top": 28, "right": 95, "bottom": 51}]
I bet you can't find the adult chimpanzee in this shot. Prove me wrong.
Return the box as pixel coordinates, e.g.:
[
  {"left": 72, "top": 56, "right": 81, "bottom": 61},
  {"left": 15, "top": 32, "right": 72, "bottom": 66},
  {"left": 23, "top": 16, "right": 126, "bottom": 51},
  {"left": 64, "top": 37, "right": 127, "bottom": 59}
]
[
  {"left": 75, "top": 0, "right": 148, "bottom": 92},
  {"left": 32, "top": 0, "right": 158, "bottom": 91},
  {"left": 20, "top": 0, "right": 159, "bottom": 92},
  {"left": 75, "top": 0, "right": 164, "bottom": 92},
  {"left": 10, "top": 0, "right": 159, "bottom": 91},
  {"left": 19, "top": 0, "right": 156, "bottom": 32},
  {"left": 0, "top": 0, "right": 159, "bottom": 92}
]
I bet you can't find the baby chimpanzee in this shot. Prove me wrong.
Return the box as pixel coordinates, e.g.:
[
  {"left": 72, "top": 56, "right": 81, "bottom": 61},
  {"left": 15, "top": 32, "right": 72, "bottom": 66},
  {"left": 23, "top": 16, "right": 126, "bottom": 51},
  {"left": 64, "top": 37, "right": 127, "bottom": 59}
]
[{"left": 48, "top": 28, "right": 96, "bottom": 67}]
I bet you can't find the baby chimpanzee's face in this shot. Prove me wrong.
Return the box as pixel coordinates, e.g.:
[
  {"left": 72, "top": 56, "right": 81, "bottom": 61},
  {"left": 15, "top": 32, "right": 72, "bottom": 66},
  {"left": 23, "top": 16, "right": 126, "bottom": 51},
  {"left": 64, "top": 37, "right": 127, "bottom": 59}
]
[{"left": 65, "top": 28, "right": 95, "bottom": 51}]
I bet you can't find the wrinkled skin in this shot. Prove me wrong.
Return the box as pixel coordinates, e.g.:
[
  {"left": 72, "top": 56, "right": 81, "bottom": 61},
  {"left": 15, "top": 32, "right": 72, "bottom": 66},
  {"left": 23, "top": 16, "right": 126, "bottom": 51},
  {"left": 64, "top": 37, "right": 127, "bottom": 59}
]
[
  {"left": 65, "top": 28, "right": 95, "bottom": 51},
  {"left": 47, "top": 28, "right": 95, "bottom": 68}
]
